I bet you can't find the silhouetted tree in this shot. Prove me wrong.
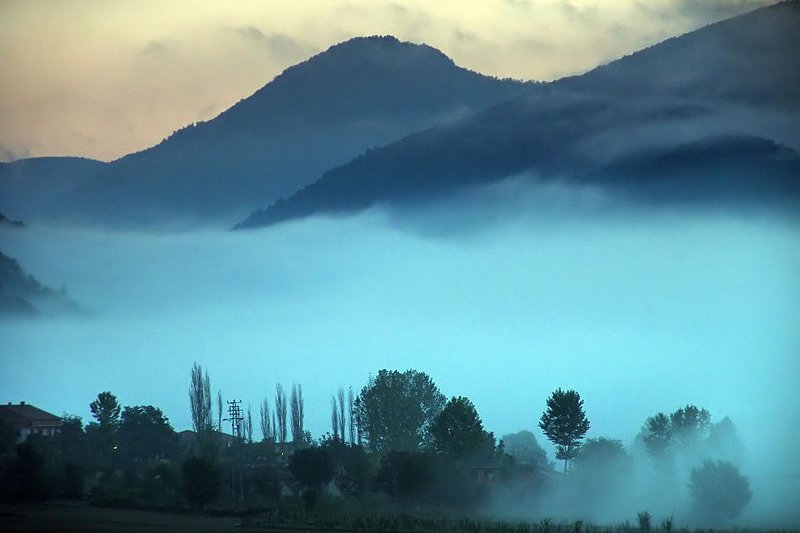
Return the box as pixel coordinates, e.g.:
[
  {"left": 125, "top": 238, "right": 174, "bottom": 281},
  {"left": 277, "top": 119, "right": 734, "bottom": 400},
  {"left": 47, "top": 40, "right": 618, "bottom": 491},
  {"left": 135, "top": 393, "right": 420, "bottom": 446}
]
[
  {"left": 337, "top": 387, "right": 346, "bottom": 442},
  {"left": 331, "top": 395, "right": 340, "bottom": 440},
  {"left": 90, "top": 391, "right": 120, "bottom": 428},
  {"left": 319, "top": 437, "right": 371, "bottom": 497},
  {"left": 52, "top": 417, "right": 88, "bottom": 500},
  {"left": 431, "top": 396, "right": 486, "bottom": 460},
  {"left": 643, "top": 412, "right": 672, "bottom": 462},
  {"left": 259, "top": 397, "right": 272, "bottom": 442},
  {"left": 689, "top": 460, "right": 751, "bottom": 525},
  {"left": 290, "top": 384, "right": 304, "bottom": 447},
  {"left": 216, "top": 390, "right": 223, "bottom": 432},
  {"left": 706, "top": 417, "right": 743, "bottom": 464},
  {"left": 642, "top": 405, "right": 717, "bottom": 467},
  {"left": 275, "top": 384, "right": 287, "bottom": 444},
  {"left": 189, "top": 363, "right": 212, "bottom": 433},
  {"left": 355, "top": 369, "right": 446, "bottom": 452},
  {"left": 539, "top": 388, "right": 590, "bottom": 473},
  {"left": 87, "top": 391, "right": 121, "bottom": 469},
  {"left": 118, "top": 405, "right": 179, "bottom": 465},
  {"left": 501, "top": 430, "right": 548, "bottom": 467},
  {"left": 348, "top": 387, "right": 356, "bottom": 444},
  {"left": 289, "top": 447, "right": 335, "bottom": 491},
  {"left": 572, "top": 437, "right": 632, "bottom": 507},
  {"left": 53, "top": 415, "right": 85, "bottom": 467},
  {"left": 375, "top": 450, "right": 433, "bottom": 502},
  {"left": 12, "top": 437, "right": 47, "bottom": 500},
  {"left": 181, "top": 455, "right": 222, "bottom": 509},
  {"left": 245, "top": 404, "right": 253, "bottom": 444}
]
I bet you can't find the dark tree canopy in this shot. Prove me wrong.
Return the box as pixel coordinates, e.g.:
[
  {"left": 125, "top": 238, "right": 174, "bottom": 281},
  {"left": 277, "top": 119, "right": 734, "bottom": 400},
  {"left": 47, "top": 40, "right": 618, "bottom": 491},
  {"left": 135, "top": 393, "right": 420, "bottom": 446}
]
[
  {"left": 53, "top": 415, "right": 85, "bottom": 466},
  {"left": 355, "top": 369, "right": 446, "bottom": 452},
  {"left": 690, "top": 460, "right": 751, "bottom": 525},
  {"left": 87, "top": 392, "right": 121, "bottom": 470},
  {"left": 642, "top": 405, "right": 720, "bottom": 466},
  {"left": 181, "top": 456, "right": 222, "bottom": 509},
  {"left": 90, "top": 392, "right": 120, "bottom": 428},
  {"left": 643, "top": 412, "right": 672, "bottom": 460},
  {"left": 501, "top": 430, "right": 548, "bottom": 467},
  {"left": 118, "top": 405, "right": 180, "bottom": 465},
  {"left": 571, "top": 437, "right": 633, "bottom": 510},
  {"left": 572, "top": 438, "right": 632, "bottom": 483},
  {"left": 319, "top": 437, "right": 371, "bottom": 497},
  {"left": 431, "top": 396, "right": 487, "bottom": 460},
  {"left": 375, "top": 450, "right": 433, "bottom": 501},
  {"left": 706, "top": 417, "right": 743, "bottom": 464},
  {"left": 670, "top": 405, "right": 710, "bottom": 447},
  {"left": 289, "top": 447, "right": 335, "bottom": 490},
  {"left": 538, "top": 388, "right": 590, "bottom": 473}
]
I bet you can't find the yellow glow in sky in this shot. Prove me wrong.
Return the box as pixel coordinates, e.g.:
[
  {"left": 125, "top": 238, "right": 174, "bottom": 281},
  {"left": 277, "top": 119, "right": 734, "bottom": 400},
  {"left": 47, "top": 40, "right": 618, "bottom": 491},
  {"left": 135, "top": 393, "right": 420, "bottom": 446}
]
[{"left": 0, "top": 0, "right": 772, "bottom": 161}]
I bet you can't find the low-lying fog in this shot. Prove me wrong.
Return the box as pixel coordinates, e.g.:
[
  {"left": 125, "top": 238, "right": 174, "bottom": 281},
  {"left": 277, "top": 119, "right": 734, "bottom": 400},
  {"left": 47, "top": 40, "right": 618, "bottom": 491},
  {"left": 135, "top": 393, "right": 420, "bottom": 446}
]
[{"left": 2, "top": 182, "right": 798, "bottom": 525}]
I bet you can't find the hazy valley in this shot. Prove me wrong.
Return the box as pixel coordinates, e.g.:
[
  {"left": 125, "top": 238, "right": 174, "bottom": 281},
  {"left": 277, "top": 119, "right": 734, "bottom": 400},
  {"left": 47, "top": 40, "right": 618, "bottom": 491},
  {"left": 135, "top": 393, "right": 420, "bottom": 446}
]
[{"left": 0, "top": 1, "right": 798, "bottom": 530}]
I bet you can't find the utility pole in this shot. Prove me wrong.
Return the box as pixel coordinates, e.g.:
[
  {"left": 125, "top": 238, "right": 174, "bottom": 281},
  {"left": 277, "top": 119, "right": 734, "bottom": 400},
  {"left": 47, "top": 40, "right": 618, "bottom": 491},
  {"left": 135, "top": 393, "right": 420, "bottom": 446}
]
[{"left": 224, "top": 399, "right": 245, "bottom": 502}]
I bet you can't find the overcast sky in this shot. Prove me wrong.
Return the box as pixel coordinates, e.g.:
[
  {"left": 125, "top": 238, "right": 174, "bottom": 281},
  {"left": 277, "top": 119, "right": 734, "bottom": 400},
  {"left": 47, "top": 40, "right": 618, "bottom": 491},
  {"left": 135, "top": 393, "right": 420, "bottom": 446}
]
[{"left": 0, "top": 0, "right": 773, "bottom": 162}]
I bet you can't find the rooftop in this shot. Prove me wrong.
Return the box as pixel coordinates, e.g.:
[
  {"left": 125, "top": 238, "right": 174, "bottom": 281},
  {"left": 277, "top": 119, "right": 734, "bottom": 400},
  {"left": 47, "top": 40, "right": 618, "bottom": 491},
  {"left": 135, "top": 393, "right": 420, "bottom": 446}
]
[{"left": 0, "top": 401, "right": 62, "bottom": 428}]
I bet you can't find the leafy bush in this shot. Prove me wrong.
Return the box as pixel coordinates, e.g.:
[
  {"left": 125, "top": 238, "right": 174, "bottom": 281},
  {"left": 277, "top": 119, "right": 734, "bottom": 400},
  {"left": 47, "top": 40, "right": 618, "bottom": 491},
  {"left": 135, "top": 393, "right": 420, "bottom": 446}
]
[
  {"left": 181, "top": 455, "right": 222, "bottom": 509},
  {"left": 689, "top": 460, "right": 751, "bottom": 524}
]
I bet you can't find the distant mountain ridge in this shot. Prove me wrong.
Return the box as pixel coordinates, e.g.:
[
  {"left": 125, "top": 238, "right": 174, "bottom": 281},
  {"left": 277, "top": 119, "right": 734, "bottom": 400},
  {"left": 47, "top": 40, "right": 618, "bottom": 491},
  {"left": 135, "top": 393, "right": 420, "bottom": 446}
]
[
  {"left": 0, "top": 157, "right": 105, "bottom": 221},
  {"left": 236, "top": 1, "right": 800, "bottom": 228},
  {"left": 0, "top": 251, "right": 79, "bottom": 317},
  {"left": 24, "top": 36, "right": 533, "bottom": 226}
]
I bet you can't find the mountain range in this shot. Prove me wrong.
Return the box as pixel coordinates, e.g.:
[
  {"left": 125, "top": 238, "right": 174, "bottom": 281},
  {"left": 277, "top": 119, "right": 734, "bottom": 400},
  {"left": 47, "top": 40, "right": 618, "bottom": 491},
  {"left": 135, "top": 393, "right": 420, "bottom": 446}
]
[
  {"left": 236, "top": 0, "right": 800, "bottom": 228},
  {"left": 1, "top": 2, "right": 798, "bottom": 229},
  {"left": 1, "top": 36, "right": 531, "bottom": 226}
]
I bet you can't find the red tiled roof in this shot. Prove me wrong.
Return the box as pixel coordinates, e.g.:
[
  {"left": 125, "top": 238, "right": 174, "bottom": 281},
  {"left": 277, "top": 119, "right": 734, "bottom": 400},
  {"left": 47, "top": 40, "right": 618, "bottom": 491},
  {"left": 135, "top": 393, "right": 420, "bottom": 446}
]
[{"left": 0, "top": 402, "right": 61, "bottom": 429}]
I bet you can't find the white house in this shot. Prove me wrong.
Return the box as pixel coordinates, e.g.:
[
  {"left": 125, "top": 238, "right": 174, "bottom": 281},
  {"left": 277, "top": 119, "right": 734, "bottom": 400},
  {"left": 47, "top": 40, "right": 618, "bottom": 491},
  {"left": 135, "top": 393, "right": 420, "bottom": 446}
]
[{"left": 0, "top": 401, "right": 62, "bottom": 442}]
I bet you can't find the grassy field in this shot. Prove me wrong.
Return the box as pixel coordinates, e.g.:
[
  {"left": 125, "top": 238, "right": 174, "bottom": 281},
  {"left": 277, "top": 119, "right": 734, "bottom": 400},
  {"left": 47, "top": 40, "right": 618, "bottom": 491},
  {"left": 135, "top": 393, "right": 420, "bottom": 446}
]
[
  {"left": 2, "top": 503, "right": 798, "bottom": 533},
  {"left": 0, "top": 503, "right": 263, "bottom": 532}
]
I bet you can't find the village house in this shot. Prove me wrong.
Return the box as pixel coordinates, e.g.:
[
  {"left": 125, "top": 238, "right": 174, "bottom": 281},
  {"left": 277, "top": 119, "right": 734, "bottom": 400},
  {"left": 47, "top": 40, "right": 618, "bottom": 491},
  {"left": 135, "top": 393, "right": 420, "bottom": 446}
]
[{"left": 0, "top": 401, "right": 62, "bottom": 442}]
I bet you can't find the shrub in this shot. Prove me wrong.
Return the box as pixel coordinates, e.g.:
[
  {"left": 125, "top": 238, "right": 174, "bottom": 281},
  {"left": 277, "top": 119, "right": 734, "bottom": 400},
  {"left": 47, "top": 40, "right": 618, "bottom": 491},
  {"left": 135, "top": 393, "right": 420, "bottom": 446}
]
[
  {"left": 689, "top": 460, "right": 751, "bottom": 524},
  {"left": 181, "top": 455, "right": 222, "bottom": 509}
]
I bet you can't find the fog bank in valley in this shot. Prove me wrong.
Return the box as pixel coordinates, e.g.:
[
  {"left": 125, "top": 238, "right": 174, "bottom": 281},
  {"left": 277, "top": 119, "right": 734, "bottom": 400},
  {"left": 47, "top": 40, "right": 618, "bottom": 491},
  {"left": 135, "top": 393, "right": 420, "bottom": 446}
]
[{"left": 1, "top": 187, "right": 798, "bottom": 525}]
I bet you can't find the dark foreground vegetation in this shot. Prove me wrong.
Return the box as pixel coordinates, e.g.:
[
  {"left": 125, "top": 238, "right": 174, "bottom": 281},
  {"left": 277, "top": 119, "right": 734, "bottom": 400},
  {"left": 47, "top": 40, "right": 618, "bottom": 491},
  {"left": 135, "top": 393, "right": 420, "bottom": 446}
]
[
  {"left": 0, "top": 366, "right": 757, "bottom": 531},
  {"left": 3, "top": 502, "right": 798, "bottom": 533}
]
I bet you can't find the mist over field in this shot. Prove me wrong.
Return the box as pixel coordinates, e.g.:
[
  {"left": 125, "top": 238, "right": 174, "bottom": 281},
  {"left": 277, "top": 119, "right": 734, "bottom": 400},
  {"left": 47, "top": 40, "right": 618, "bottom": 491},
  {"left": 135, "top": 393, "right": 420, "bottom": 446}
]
[{"left": 2, "top": 184, "right": 798, "bottom": 525}]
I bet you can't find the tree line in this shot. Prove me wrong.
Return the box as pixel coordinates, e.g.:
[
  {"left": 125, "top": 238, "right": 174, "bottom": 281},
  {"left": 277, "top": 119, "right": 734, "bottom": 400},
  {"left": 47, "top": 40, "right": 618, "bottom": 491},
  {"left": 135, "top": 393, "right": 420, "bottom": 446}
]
[{"left": 0, "top": 364, "right": 751, "bottom": 527}]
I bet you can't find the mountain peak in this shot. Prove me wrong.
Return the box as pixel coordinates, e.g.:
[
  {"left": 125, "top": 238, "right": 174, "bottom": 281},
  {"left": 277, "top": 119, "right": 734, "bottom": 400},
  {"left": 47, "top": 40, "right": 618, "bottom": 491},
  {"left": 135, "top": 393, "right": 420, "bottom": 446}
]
[
  {"left": 216, "top": 34, "right": 522, "bottom": 131},
  {"left": 313, "top": 34, "right": 453, "bottom": 66}
]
